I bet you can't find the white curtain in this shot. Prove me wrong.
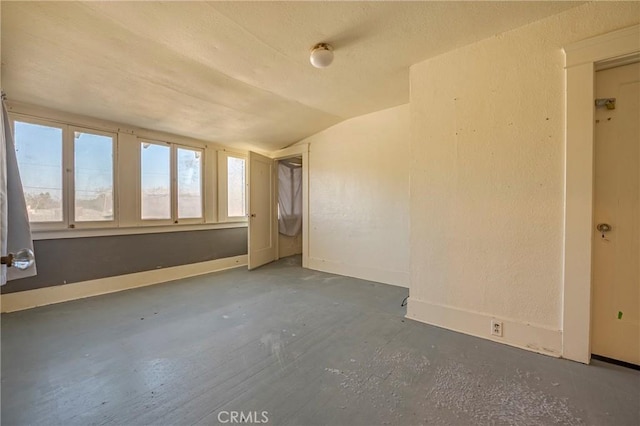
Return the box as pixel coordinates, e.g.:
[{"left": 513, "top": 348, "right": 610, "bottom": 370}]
[
  {"left": 1, "top": 98, "right": 36, "bottom": 285},
  {"left": 278, "top": 161, "right": 302, "bottom": 237}
]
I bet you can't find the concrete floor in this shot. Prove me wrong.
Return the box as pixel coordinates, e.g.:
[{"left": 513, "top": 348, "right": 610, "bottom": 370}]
[{"left": 1, "top": 256, "right": 639, "bottom": 426}]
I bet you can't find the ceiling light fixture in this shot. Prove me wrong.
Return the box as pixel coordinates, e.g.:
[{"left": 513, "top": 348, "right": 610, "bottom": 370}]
[{"left": 309, "top": 43, "right": 334, "bottom": 68}]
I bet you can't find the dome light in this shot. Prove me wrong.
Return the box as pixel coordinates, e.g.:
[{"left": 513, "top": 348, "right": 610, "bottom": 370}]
[{"left": 310, "top": 43, "right": 334, "bottom": 68}]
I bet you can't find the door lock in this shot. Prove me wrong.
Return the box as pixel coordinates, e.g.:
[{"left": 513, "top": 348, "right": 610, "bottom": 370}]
[{"left": 596, "top": 223, "right": 612, "bottom": 233}]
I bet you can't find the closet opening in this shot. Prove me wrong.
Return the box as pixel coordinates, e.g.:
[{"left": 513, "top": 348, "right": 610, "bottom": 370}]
[{"left": 276, "top": 156, "right": 303, "bottom": 260}]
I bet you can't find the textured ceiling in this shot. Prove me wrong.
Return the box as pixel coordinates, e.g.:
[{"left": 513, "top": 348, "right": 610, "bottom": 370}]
[{"left": 1, "top": 1, "right": 582, "bottom": 151}]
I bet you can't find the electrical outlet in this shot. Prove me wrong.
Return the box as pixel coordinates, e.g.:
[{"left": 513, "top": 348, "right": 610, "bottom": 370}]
[{"left": 491, "top": 320, "right": 503, "bottom": 337}]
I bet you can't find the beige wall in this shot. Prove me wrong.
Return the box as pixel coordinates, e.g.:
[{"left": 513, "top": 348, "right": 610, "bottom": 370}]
[
  {"left": 301, "top": 104, "right": 410, "bottom": 287},
  {"left": 407, "top": 2, "right": 640, "bottom": 356}
]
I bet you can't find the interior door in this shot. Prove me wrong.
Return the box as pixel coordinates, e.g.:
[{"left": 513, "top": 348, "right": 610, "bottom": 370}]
[
  {"left": 591, "top": 61, "right": 640, "bottom": 366},
  {"left": 248, "top": 151, "right": 277, "bottom": 270}
]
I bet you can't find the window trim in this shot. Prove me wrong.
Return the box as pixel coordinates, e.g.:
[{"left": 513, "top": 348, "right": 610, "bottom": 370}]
[
  {"left": 31, "top": 221, "right": 247, "bottom": 241},
  {"left": 217, "top": 151, "right": 248, "bottom": 223}
]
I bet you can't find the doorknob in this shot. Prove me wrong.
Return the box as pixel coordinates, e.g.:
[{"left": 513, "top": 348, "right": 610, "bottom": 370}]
[
  {"left": 251, "top": 213, "right": 256, "bottom": 218},
  {"left": 596, "top": 223, "right": 612, "bottom": 233}
]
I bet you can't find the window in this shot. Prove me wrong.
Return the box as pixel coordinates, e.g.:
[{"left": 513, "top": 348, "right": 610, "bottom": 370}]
[
  {"left": 227, "top": 156, "right": 246, "bottom": 218},
  {"left": 14, "top": 120, "right": 64, "bottom": 223},
  {"left": 73, "top": 129, "right": 115, "bottom": 222},
  {"left": 218, "top": 152, "right": 247, "bottom": 222},
  {"left": 140, "top": 141, "right": 203, "bottom": 223},
  {"left": 141, "top": 142, "right": 171, "bottom": 220},
  {"left": 13, "top": 118, "right": 116, "bottom": 228},
  {"left": 11, "top": 109, "right": 250, "bottom": 234},
  {"left": 177, "top": 147, "right": 203, "bottom": 219}
]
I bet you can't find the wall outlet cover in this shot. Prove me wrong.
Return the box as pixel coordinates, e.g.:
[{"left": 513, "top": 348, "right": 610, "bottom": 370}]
[{"left": 491, "top": 319, "right": 503, "bottom": 337}]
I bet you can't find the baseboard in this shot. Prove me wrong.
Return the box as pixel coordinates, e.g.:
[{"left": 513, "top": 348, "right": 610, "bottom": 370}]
[
  {"left": 307, "top": 257, "right": 409, "bottom": 288},
  {"left": 406, "top": 298, "right": 562, "bottom": 357},
  {"left": 0, "top": 255, "right": 248, "bottom": 313}
]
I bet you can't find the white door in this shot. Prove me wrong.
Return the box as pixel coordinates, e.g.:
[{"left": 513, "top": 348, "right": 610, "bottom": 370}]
[
  {"left": 248, "top": 151, "right": 277, "bottom": 270},
  {"left": 591, "top": 62, "right": 640, "bottom": 366}
]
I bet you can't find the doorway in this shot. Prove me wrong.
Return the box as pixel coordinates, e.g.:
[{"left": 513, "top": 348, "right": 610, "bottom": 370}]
[
  {"left": 562, "top": 25, "right": 639, "bottom": 364},
  {"left": 271, "top": 144, "right": 309, "bottom": 268},
  {"left": 277, "top": 156, "right": 303, "bottom": 259},
  {"left": 247, "top": 144, "right": 309, "bottom": 270},
  {"left": 591, "top": 61, "right": 640, "bottom": 367}
]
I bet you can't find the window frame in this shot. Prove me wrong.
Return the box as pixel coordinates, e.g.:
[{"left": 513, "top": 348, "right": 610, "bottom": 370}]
[
  {"left": 138, "top": 139, "right": 205, "bottom": 226},
  {"left": 217, "top": 151, "right": 248, "bottom": 223},
  {"left": 11, "top": 115, "right": 66, "bottom": 230},
  {"left": 10, "top": 115, "right": 119, "bottom": 230},
  {"left": 139, "top": 140, "right": 173, "bottom": 226},
  {"left": 69, "top": 126, "right": 118, "bottom": 229}
]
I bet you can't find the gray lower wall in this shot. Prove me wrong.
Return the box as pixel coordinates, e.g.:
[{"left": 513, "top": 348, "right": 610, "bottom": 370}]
[{"left": 1, "top": 227, "right": 247, "bottom": 294}]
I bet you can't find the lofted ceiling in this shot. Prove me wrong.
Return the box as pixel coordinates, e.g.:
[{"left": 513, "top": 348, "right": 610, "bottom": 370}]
[{"left": 1, "top": 1, "right": 582, "bottom": 151}]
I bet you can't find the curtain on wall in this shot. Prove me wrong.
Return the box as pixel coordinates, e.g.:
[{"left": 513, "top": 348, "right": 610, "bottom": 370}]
[
  {"left": 1, "top": 99, "right": 36, "bottom": 285},
  {"left": 278, "top": 160, "right": 302, "bottom": 237}
]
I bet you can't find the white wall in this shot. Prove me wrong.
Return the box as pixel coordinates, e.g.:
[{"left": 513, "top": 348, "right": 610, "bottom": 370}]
[
  {"left": 301, "top": 104, "right": 410, "bottom": 287},
  {"left": 407, "top": 2, "right": 640, "bottom": 356}
]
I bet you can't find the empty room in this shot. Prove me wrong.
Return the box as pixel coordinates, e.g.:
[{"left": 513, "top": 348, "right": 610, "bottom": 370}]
[{"left": 1, "top": 1, "right": 639, "bottom": 425}]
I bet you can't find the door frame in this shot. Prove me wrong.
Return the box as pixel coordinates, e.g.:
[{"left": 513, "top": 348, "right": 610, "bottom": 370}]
[
  {"left": 562, "top": 24, "right": 639, "bottom": 363},
  {"left": 271, "top": 144, "right": 309, "bottom": 268}
]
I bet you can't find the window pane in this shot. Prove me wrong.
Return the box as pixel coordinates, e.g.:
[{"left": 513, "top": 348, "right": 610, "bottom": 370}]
[
  {"left": 227, "top": 157, "right": 246, "bottom": 217},
  {"left": 14, "top": 121, "right": 63, "bottom": 222},
  {"left": 74, "top": 131, "right": 114, "bottom": 222},
  {"left": 141, "top": 143, "right": 171, "bottom": 219},
  {"left": 177, "top": 147, "right": 202, "bottom": 219}
]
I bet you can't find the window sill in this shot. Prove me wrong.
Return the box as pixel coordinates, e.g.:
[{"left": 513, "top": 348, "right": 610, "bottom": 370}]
[{"left": 31, "top": 221, "right": 248, "bottom": 241}]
